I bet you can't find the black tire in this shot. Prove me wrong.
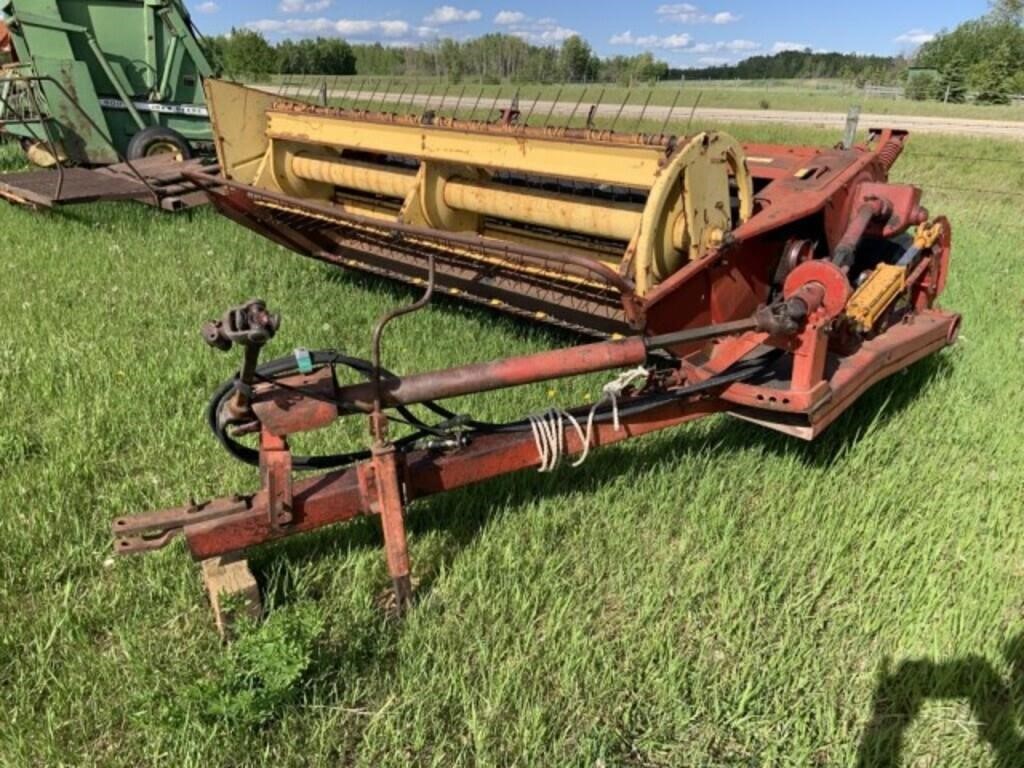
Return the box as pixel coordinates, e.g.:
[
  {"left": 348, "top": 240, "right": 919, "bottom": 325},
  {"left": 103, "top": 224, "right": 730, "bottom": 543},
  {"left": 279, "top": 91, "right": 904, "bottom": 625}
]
[{"left": 126, "top": 126, "right": 193, "bottom": 161}]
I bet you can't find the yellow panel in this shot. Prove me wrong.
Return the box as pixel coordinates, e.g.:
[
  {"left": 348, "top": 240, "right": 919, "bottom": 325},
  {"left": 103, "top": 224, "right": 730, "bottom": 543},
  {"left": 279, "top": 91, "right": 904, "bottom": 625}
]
[
  {"left": 266, "top": 111, "right": 667, "bottom": 188},
  {"left": 204, "top": 79, "right": 283, "bottom": 184}
]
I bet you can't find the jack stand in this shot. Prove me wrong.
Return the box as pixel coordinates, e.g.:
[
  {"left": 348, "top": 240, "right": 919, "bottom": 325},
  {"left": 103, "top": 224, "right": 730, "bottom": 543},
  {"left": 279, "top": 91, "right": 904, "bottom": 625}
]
[{"left": 200, "top": 554, "right": 262, "bottom": 639}]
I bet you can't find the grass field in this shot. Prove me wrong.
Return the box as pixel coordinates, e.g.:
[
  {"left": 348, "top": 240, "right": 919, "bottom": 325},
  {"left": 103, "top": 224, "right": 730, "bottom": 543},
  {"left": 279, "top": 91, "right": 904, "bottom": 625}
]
[
  {"left": 270, "top": 75, "right": 1024, "bottom": 121},
  {"left": 1, "top": 122, "right": 1023, "bottom": 767}
]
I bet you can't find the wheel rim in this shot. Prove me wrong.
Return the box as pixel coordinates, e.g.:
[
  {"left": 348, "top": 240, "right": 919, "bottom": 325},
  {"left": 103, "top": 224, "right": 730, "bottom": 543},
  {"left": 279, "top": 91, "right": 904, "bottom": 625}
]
[{"left": 145, "top": 140, "right": 184, "bottom": 162}]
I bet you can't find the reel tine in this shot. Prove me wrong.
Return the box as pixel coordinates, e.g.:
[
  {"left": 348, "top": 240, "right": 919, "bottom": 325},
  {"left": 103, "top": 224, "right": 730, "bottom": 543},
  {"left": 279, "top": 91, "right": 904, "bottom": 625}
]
[
  {"left": 485, "top": 87, "right": 503, "bottom": 122},
  {"left": 610, "top": 89, "right": 631, "bottom": 132},
  {"left": 452, "top": 84, "right": 468, "bottom": 118},
  {"left": 393, "top": 82, "right": 409, "bottom": 114},
  {"left": 564, "top": 86, "right": 588, "bottom": 129},
  {"left": 425, "top": 84, "right": 442, "bottom": 115},
  {"left": 468, "top": 86, "right": 486, "bottom": 121},
  {"left": 588, "top": 88, "right": 606, "bottom": 130},
  {"left": 524, "top": 89, "right": 543, "bottom": 125},
  {"left": 685, "top": 91, "right": 704, "bottom": 136},
  {"left": 659, "top": 87, "right": 682, "bottom": 136},
  {"left": 405, "top": 82, "right": 421, "bottom": 115},
  {"left": 633, "top": 89, "right": 654, "bottom": 132},
  {"left": 373, "top": 79, "right": 389, "bottom": 111},
  {"left": 339, "top": 76, "right": 353, "bottom": 107},
  {"left": 542, "top": 86, "right": 563, "bottom": 127}
]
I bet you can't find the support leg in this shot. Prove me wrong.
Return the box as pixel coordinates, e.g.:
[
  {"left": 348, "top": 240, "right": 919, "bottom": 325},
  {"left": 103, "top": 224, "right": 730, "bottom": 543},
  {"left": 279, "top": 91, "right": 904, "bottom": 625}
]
[
  {"left": 200, "top": 554, "right": 262, "bottom": 638},
  {"left": 372, "top": 445, "right": 413, "bottom": 612}
]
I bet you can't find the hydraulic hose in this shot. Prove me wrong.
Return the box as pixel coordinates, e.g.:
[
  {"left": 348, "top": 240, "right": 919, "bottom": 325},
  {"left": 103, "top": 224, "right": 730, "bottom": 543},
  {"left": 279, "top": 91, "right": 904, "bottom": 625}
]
[{"left": 208, "top": 348, "right": 775, "bottom": 470}]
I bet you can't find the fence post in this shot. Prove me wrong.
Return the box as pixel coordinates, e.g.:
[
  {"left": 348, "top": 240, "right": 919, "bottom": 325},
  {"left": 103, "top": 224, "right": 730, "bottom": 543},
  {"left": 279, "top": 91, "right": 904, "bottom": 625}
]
[{"left": 842, "top": 105, "right": 861, "bottom": 150}]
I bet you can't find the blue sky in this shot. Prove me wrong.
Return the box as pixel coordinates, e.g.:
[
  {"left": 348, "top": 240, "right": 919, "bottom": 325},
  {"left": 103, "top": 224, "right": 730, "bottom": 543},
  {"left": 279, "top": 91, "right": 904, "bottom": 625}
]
[{"left": 186, "top": 1, "right": 989, "bottom": 67}]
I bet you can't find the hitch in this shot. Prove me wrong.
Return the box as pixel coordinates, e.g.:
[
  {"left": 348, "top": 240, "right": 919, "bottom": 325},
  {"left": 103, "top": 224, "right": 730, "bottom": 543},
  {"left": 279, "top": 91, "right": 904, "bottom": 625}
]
[{"left": 202, "top": 299, "right": 280, "bottom": 426}]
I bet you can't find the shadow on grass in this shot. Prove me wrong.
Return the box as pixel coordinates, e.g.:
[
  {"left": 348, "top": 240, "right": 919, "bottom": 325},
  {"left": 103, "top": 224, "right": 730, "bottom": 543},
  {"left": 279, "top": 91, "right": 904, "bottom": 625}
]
[{"left": 856, "top": 635, "right": 1024, "bottom": 766}]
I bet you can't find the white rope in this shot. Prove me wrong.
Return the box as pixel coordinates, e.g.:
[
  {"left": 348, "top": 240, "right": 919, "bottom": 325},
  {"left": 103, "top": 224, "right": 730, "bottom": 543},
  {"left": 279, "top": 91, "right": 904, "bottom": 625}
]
[
  {"left": 529, "top": 366, "right": 650, "bottom": 473},
  {"left": 600, "top": 365, "right": 650, "bottom": 431}
]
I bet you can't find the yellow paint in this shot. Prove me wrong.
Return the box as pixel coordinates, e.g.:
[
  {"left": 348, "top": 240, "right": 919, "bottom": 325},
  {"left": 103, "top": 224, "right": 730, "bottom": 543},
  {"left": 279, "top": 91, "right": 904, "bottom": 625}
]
[
  {"left": 846, "top": 263, "right": 907, "bottom": 331},
  {"left": 265, "top": 110, "right": 668, "bottom": 188},
  {"left": 205, "top": 81, "right": 753, "bottom": 298}
]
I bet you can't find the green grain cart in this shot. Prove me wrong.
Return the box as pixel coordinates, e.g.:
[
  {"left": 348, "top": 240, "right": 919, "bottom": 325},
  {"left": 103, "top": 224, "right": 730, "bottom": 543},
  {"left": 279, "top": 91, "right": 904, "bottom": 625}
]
[{"left": 0, "top": 0, "right": 214, "bottom": 166}]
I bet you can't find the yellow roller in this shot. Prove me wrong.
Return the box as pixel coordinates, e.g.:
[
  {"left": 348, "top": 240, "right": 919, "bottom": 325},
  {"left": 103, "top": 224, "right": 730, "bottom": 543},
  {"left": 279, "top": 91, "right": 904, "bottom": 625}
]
[{"left": 207, "top": 79, "right": 753, "bottom": 297}]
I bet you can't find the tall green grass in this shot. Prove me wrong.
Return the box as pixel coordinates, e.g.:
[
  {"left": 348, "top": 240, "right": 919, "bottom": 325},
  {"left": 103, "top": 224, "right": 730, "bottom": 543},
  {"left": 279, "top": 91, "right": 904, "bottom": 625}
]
[{"left": 0, "top": 127, "right": 1022, "bottom": 766}]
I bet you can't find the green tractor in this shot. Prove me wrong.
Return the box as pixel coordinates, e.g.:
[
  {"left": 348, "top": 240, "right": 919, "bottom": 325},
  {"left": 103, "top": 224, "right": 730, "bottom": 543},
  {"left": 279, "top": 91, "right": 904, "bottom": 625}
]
[{"left": 0, "top": 0, "right": 215, "bottom": 167}]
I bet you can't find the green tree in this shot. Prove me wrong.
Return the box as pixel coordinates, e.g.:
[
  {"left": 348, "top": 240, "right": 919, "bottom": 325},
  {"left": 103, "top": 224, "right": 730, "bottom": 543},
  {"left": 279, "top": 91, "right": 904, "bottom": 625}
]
[
  {"left": 904, "top": 72, "right": 934, "bottom": 100},
  {"left": 559, "top": 35, "right": 594, "bottom": 82},
  {"left": 989, "top": 0, "right": 1024, "bottom": 24},
  {"left": 917, "top": 20, "right": 1024, "bottom": 77},
  {"left": 221, "top": 29, "right": 277, "bottom": 79},
  {"left": 438, "top": 39, "right": 464, "bottom": 83},
  {"left": 937, "top": 53, "right": 968, "bottom": 102},
  {"left": 974, "top": 41, "right": 1014, "bottom": 103}
]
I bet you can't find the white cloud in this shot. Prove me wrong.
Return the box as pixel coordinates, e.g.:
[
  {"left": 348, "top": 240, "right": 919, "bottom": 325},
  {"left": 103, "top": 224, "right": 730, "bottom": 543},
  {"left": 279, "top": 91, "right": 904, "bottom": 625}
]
[
  {"left": 894, "top": 28, "right": 935, "bottom": 45},
  {"left": 278, "top": 0, "right": 331, "bottom": 11},
  {"left": 656, "top": 3, "right": 741, "bottom": 24},
  {"left": 246, "top": 17, "right": 410, "bottom": 37},
  {"left": 690, "top": 39, "right": 759, "bottom": 53},
  {"left": 500, "top": 15, "right": 577, "bottom": 43},
  {"left": 196, "top": 1, "right": 219, "bottom": 12},
  {"left": 423, "top": 5, "right": 481, "bottom": 24},
  {"left": 494, "top": 10, "right": 526, "bottom": 25},
  {"left": 611, "top": 31, "right": 758, "bottom": 53},
  {"left": 721, "top": 38, "right": 758, "bottom": 51},
  {"left": 772, "top": 40, "right": 809, "bottom": 53},
  {"left": 698, "top": 56, "right": 731, "bottom": 65},
  {"left": 610, "top": 30, "right": 692, "bottom": 49}
]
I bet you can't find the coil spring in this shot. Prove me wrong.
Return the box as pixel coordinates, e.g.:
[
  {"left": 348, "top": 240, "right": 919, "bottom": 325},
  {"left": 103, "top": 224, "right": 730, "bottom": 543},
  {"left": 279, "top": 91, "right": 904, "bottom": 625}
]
[{"left": 876, "top": 137, "right": 905, "bottom": 172}]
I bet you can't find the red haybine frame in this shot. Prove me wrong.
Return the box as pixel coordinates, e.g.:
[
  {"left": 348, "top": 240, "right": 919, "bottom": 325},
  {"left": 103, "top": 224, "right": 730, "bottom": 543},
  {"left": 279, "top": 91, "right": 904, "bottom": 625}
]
[{"left": 112, "top": 81, "right": 959, "bottom": 627}]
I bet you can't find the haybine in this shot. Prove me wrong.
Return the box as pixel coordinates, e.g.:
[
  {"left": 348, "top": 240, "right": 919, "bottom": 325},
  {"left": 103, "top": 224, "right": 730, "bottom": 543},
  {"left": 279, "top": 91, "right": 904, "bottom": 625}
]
[{"left": 113, "top": 81, "right": 959, "bottom": 626}]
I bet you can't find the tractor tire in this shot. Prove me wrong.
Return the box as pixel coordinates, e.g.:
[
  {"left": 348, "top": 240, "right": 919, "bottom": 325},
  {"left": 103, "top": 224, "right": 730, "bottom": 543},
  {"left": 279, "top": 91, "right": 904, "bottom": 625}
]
[{"left": 126, "top": 126, "right": 193, "bottom": 162}]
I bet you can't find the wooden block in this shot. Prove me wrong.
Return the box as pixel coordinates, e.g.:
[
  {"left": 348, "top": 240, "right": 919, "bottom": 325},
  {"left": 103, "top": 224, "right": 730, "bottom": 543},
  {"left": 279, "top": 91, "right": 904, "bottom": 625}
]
[{"left": 200, "top": 555, "right": 262, "bottom": 639}]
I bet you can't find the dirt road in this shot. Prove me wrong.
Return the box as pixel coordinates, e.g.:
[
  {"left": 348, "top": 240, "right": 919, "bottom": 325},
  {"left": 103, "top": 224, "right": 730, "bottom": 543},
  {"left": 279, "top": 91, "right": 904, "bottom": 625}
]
[{"left": 264, "top": 86, "right": 1024, "bottom": 141}]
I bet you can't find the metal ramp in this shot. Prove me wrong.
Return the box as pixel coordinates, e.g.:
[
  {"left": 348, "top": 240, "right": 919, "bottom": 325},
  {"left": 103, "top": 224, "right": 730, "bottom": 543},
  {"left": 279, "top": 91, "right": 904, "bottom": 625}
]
[{"left": 0, "top": 156, "right": 219, "bottom": 211}]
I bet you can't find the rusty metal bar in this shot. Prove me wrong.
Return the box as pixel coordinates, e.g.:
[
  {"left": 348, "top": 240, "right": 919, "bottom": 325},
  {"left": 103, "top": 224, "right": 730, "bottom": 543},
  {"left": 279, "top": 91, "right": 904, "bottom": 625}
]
[
  {"left": 336, "top": 315, "right": 759, "bottom": 411},
  {"left": 171, "top": 396, "right": 725, "bottom": 560}
]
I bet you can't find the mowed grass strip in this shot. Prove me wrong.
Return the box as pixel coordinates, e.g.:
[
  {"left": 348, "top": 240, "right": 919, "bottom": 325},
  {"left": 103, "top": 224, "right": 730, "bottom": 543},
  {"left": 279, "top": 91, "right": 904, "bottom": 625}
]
[{"left": 0, "top": 126, "right": 1022, "bottom": 767}]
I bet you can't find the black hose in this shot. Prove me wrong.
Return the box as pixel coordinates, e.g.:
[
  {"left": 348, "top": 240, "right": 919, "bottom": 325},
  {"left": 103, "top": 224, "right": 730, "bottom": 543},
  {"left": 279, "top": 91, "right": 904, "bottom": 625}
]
[
  {"left": 207, "top": 350, "right": 440, "bottom": 470},
  {"left": 209, "top": 348, "right": 775, "bottom": 470}
]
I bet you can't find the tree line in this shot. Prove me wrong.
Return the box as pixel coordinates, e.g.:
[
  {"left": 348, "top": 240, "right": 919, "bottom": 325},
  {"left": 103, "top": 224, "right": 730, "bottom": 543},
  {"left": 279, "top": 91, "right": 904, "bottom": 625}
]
[
  {"left": 202, "top": 0, "right": 1024, "bottom": 105},
  {"left": 675, "top": 50, "right": 903, "bottom": 86},
  {"left": 204, "top": 30, "right": 668, "bottom": 85}
]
